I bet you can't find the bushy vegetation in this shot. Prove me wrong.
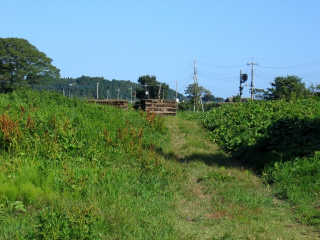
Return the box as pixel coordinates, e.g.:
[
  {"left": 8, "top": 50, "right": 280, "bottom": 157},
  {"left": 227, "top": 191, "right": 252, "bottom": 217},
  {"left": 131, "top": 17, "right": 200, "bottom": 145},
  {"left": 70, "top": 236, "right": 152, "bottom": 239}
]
[
  {"left": 263, "top": 152, "right": 320, "bottom": 225},
  {"left": 202, "top": 99, "right": 320, "bottom": 159},
  {"left": 201, "top": 99, "right": 320, "bottom": 225},
  {"left": 0, "top": 90, "right": 179, "bottom": 239}
]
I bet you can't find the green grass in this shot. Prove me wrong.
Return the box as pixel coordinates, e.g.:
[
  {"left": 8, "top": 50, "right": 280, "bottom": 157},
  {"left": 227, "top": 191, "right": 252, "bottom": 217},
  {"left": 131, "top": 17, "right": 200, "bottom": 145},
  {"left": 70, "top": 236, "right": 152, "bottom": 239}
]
[
  {"left": 263, "top": 152, "right": 320, "bottom": 225},
  {"left": 164, "top": 115, "right": 319, "bottom": 240},
  {"left": 1, "top": 90, "right": 319, "bottom": 239},
  {"left": 0, "top": 90, "right": 179, "bottom": 239}
]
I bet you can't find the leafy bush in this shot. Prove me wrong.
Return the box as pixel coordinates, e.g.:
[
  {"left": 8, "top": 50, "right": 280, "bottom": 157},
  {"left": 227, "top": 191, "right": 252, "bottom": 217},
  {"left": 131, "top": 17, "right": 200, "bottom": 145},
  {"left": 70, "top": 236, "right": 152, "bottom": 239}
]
[
  {"left": 201, "top": 98, "right": 320, "bottom": 225},
  {"left": 202, "top": 99, "right": 320, "bottom": 162}
]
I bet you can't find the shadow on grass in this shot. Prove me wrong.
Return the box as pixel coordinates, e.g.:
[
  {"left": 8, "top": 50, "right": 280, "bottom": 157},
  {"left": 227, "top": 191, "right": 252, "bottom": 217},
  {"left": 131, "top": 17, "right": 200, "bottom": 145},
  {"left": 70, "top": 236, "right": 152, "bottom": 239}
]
[{"left": 155, "top": 147, "right": 246, "bottom": 169}]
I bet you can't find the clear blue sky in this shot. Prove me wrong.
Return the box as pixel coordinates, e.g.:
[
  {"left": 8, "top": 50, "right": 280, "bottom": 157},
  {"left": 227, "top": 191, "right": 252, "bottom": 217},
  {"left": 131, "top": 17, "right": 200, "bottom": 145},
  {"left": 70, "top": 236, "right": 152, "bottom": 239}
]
[{"left": 2, "top": 0, "right": 320, "bottom": 97}]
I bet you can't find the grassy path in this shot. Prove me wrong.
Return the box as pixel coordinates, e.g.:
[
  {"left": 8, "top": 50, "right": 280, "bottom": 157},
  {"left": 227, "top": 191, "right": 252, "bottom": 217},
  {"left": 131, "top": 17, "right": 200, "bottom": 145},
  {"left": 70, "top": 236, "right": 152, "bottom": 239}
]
[{"left": 163, "top": 116, "right": 319, "bottom": 240}]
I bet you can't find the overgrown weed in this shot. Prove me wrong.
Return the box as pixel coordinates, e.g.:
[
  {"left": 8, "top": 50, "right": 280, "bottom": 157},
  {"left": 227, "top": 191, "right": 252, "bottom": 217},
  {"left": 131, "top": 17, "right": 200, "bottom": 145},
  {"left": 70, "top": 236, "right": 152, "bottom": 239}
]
[{"left": 0, "top": 89, "right": 178, "bottom": 239}]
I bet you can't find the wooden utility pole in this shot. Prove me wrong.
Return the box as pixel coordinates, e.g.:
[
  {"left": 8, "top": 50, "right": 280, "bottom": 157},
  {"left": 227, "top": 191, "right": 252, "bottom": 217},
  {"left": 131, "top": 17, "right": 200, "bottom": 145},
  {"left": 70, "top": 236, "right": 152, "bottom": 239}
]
[
  {"left": 239, "top": 69, "right": 242, "bottom": 98},
  {"left": 107, "top": 89, "right": 110, "bottom": 100},
  {"left": 158, "top": 83, "right": 162, "bottom": 99},
  {"left": 193, "top": 60, "right": 199, "bottom": 112},
  {"left": 175, "top": 79, "right": 178, "bottom": 101},
  {"left": 247, "top": 62, "right": 258, "bottom": 100},
  {"left": 96, "top": 82, "right": 99, "bottom": 99}
]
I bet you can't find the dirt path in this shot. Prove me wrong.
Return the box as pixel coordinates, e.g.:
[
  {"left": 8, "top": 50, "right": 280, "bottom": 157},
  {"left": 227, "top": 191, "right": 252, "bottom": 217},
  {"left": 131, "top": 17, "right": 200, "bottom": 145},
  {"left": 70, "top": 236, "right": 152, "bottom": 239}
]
[{"left": 164, "top": 116, "right": 319, "bottom": 240}]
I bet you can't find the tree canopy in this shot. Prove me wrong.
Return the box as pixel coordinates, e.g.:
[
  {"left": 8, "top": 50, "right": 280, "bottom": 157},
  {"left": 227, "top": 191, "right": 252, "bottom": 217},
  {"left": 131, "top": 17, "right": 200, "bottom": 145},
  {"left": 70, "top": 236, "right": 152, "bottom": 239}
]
[
  {"left": 0, "top": 38, "right": 60, "bottom": 92},
  {"left": 185, "top": 83, "right": 213, "bottom": 102},
  {"left": 32, "top": 75, "right": 185, "bottom": 101},
  {"left": 265, "top": 75, "right": 310, "bottom": 101},
  {"left": 136, "top": 75, "right": 169, "bottom": 99}
]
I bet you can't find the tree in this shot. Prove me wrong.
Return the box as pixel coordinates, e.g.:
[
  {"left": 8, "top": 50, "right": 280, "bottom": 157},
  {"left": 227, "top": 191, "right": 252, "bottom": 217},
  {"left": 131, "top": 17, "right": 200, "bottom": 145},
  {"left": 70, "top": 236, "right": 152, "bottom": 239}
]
[
  {"left": 265, "top": 75, "right": 310, "bottom": 101},
  {"left": 202, "top": 89, "right": 215, "bottom": 102},
  {"left": 253, "top": 88, "right": 268, "bottom": 100},
  {"left": 0, "top": 38, "right": 60, "bottom": 92},
  {"left": 185, "top": 83, "right": 212, "bottom": 101},
  {"left": 185, "top": 83, "right": 211, "bottom": 111},
  {"left": 136, "top": 75, "right": 169, "bottom": 99},
  {"left": 309, "top": 83, "right": 320, "bottom": 97}
]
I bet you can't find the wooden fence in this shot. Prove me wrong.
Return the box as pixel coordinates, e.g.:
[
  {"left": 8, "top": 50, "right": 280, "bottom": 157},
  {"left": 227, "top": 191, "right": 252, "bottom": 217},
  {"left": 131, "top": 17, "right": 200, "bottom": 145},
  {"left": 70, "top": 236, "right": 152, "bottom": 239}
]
[
  {"left": 141, "top": 99, "right": 177, "bottom": 116},
  {"left": 88, "top": 99, "right": 128, "bottom": 109}
]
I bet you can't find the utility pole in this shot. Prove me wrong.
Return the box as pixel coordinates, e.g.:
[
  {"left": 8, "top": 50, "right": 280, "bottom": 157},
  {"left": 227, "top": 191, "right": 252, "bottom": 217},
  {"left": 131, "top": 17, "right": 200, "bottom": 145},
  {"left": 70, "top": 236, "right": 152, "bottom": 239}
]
[
  {"left": 130, "top": 86, "right": 133, "bottom": 104},
  {"left": 193, "top": 60, "right": 197, "bottom": 112},
  {"left": 247, "top": 62, "right": 258, "bottom": 100},
  {"left": 107, "top": 89, "right": 110, "bottom": 100},
  {"left": 96, "top": 82, "right": 99, "bottom": 99},
  {"left": 117, "top": 88, "right": 120, "bottom": 100},
  {"left": 239, "top": 69, "right": 242, "bottom": 99},
  {"left": 175, "top": 79, "right": 178, "bottom": 102},
  {"left": 158, "top": 83, "right": 162, "bottom": 99},
  {"left": 62, "top": 88, "right": 65, "bottom": 97},
  {"left": 68, "top": 83, "right": 72, "bottom": 98}
]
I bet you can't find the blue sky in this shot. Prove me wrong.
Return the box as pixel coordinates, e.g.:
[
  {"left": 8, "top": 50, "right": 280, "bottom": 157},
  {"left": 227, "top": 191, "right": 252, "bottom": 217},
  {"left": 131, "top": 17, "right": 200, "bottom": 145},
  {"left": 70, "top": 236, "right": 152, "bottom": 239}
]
[{"left": 2, "top": 0, "right": 320, "bottom": 97}]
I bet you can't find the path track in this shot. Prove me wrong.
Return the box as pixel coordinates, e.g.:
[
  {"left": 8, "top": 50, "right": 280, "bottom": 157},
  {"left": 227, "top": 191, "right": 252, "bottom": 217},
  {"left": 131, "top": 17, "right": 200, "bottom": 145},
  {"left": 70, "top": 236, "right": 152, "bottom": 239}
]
[{"left": 164, "top": 116, "right": 319, "bottom": 240}]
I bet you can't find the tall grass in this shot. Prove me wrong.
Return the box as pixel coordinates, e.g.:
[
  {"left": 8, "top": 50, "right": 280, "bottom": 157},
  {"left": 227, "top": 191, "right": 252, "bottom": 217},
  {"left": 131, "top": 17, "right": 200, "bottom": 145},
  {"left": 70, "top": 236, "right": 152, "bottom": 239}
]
[{"left": 0, "top": 90, "right": 179, "bottom": 239}]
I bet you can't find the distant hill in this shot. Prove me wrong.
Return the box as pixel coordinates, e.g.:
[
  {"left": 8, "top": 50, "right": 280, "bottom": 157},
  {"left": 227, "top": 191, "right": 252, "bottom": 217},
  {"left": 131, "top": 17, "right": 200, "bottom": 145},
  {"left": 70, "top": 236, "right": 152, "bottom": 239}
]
[{"left": 33, "top": 75, "right": 186, "bottom": 101}]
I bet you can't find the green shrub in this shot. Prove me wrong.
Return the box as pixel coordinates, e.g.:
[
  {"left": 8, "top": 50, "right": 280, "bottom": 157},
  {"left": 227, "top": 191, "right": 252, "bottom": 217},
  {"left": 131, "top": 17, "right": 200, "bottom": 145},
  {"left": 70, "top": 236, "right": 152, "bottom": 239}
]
[
  {"left": 201, "top": 98, "right": 320, "bottom": 225},
  {"left": 202, "top": 99, "right": 320, "bottom": 163}
]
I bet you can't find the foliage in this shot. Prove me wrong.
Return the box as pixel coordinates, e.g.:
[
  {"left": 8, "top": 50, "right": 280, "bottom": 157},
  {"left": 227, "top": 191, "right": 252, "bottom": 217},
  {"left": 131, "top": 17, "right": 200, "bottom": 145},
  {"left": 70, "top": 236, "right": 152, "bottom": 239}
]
[
  {"left": 202, "top": 99, "right": 320, "bottom": 160},
  {"left": 136, "top": 75, "right": 169, "bottom": 100},
  {"left": 0, "top": 90, "right": 178, "bottom": 239},
  {"left": 201, "top": 98, "right": 320, "bottom": 225},
  {"left": 253, "top": 88, "right": 268, "bottom": 100},
  {"left": 176, "top": 111, "right": 204, "bottom": 121},
  {"left": 0, "top": 38, "right": 60, "bottom": 93},
  {"left": 184, "top": 83, "right": 213, "bottom": 103},
  {"left": 309, "top": 83, "right": 320, "bottom": 97},
  {"left": 265, "top": 75, "right": 310, "bottom": 101},
  {"left": 33, "top": 75, "right": 185, "bottom": 101},
  {"left": 177, "top": 101, "right": 192, "bottom": 111}
]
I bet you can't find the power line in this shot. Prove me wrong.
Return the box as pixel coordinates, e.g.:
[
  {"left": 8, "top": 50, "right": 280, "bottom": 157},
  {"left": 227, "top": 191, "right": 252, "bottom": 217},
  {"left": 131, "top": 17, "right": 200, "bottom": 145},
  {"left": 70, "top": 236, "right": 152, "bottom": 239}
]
[{"left": 258, "top": 60, "right": 320, "bottom": 69}]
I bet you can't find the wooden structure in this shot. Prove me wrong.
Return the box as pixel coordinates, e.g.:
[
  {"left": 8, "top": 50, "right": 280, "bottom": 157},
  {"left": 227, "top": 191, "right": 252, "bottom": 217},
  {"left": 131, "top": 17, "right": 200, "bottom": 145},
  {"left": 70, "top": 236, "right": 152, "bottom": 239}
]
[
  {"left": 88, "top": 99, "right": 128, "bottom": 109},
  {"left": 141, "top": 99, "right": 177, "bottom": 116}
]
